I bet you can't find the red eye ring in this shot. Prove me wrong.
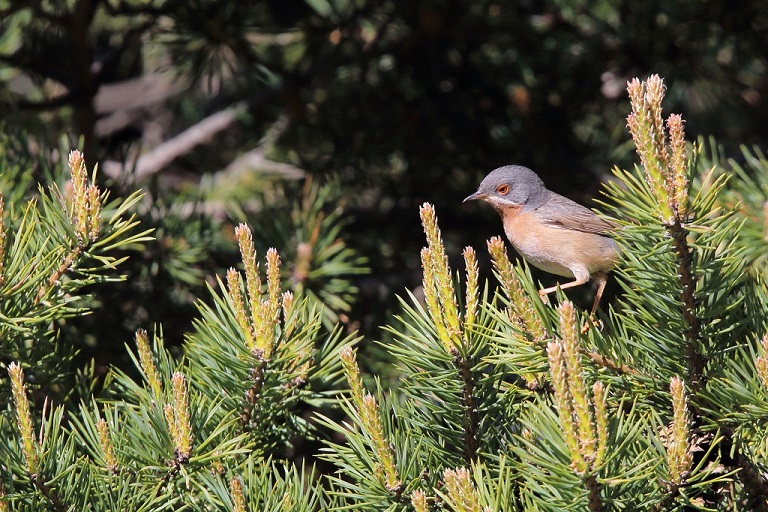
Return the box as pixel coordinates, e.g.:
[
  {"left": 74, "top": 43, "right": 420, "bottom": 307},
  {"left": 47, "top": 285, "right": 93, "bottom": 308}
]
[{"left": 496, "top": 184, "right": 510, "bottom": 195}]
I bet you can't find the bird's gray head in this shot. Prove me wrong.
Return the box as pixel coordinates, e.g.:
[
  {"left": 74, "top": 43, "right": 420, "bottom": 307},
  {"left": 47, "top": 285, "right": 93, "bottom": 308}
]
[{"left": 463, "top": 165, "right": 548, "bottom": 211}]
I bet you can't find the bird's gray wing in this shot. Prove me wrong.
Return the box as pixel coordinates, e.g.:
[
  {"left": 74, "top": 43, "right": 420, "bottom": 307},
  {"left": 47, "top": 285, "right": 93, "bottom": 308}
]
[{"left": 534, "top": 192, "right": 616, "bottom": 236}]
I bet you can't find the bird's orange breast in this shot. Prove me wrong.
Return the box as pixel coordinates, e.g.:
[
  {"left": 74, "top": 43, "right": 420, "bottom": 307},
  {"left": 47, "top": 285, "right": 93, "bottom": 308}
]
[{"left": 501, "top": 209, "right": 618, "bottom": 278}]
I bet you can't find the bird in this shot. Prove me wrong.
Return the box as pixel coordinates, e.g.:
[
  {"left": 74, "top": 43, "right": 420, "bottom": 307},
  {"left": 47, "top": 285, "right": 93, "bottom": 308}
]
[{"left": 464, "top": 165, "right": 619, "bottom": 313}]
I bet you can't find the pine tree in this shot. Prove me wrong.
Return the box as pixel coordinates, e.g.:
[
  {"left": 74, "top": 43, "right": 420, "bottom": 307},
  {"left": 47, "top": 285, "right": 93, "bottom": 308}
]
[
  {"left": 320, "top": 74, "right": 768, "bottom": 511},
  {"left": 3, "top": 75, "right": 768, "bottom": 511}
]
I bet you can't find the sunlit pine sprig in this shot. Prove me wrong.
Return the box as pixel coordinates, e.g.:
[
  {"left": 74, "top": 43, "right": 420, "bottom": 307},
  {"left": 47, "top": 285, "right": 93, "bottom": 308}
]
[
  {"left": 230, "top": 477, "right": 247, "bottom": 512},
  {"left": 340, "top": 346, "right": 366, "bottom": 409},
  {"left": 233, "top": 224, "right": 282, "bottom": 359},
  {"left": 667, "top": 376, "right": 693, "bottom": 485},
  {"left": 667, "top": 114, "right": 688, "bottom": 218},
  {"left": 96, "top": 418, "right": 119, "bottom": 474},
  {"left": 487, "top": 236, "right": 547, "bottom": 387},
  {"left": 627, "top": 75, "right": 702, "bottom": 391},
  {"left": 463, "top": 246, "right": 479, "bottom": 333},
  {"left": 411, "top": 489, "right": 429, "bottom": 512},
  {"left": 8, "top": 362, "right": 38, "bottom": 475},
  {"left": 227, "top": 268, "right": 255, "bottom": 348},
  {"left": 546, "top": 302, "right": 608, "bottom": 476},
  {"left": 547, "top": 341, "right": 581, "bottom": 469},
  {"left": 227, "top": 232, "right": 290, "bottom": 425},
  {"left": 626, "top": 75, "right": 689, "bottom": 224},
  {"left": 164, "top": 372, "right": 193, "bottom": 461},
  {"left": 560, "top": 302, "right": 596, "bottom": 459},
  {"left": 487, "top": 236, "right": 547, "bottom": 343},
  {"left": 419, "top": 203, "right": 463, "bottom": 352},
  {"left": 442, "top": 467, "right": 489, "bottom": 512},
  {"left": 67, "top": 150, "right": 102, "bottom": 245},
  {"left": 361, "top": 395, "right": 400, "bottom": 491},
  {"left": 340, "top": 346, "right": 401, "bottom": 492},
  {"left": 258, "top": 248, "right": 282, "bottom": 358},
  {"left": 281, "top": 291, "right": 296, "bottom": 338},
  {"left": 36, "top": 151, "right": 103, "bottom": 303},
  {"left": 421, "top": 247, "right": 452, "bottom": 351},
  {"left": 592, "top": 381, "right": 608, "bottom": 467},
  {"left": 234, "top": 224, "right": 261, "bottom": 350},
  {"left": 135, "top": 329, "right": 163, "bottom": 400}
]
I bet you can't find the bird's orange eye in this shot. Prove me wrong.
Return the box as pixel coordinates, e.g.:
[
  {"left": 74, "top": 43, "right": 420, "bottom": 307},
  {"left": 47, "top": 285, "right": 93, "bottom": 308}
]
[{"left": 496, "top": 184, "right": 510, "bottom": 195}]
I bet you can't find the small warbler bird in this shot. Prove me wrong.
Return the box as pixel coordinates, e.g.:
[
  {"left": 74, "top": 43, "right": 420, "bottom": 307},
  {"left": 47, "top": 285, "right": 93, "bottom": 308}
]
[{"left": 465, "top": 165, "right": 618, "bottom": 312}]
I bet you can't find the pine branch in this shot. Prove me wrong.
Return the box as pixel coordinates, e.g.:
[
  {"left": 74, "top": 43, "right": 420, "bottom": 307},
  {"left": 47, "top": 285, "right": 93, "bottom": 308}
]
[
  {"left": 241, "top": 355, "right": 267, "bottom": 427},
  {"left": 155, "top": 458, "right": 182, "bottom": 499},
  {"left": 101, "top": 101, "right": 250, "bottom": 181},
  {"left": 668, "top": 221, "right": 703, "bottom": 392},
  {"left": 584, "top": 474, "right": 603, "bottom": 512},
  {"left": 100, "top": 87, "right": 284, "bottom": 180},
  {"left": 32, "top": 475, "right": 67, "bottom": 512},
  {"left": 454, "top": 353, "right": 479, "bottom": 464},
  {"left": 583, "top": 349, "right": 641, "bottom": 377}
]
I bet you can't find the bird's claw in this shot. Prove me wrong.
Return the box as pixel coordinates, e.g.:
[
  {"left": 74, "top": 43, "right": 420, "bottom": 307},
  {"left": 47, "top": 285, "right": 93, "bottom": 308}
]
[{"left": 581, "top": 314, "right": 603, "bottom": 334}]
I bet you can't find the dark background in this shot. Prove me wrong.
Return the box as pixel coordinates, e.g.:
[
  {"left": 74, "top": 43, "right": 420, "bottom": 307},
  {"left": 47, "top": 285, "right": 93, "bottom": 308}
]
[{"left": 1, "top": 0, "right": 766, "bottom": 369}]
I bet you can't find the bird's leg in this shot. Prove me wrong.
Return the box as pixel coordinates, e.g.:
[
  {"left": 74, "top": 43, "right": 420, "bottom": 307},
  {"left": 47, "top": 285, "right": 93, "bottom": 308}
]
[
  {"left": 580, "top": 272, "right": 608, "bottom": 334},
  {"left": 538, "top": 275, "right": 590, "bottom": 298},
  {"left": 590, "top": 272, "right": 608, "bottom": 315},
  {"left": 536, "top": 271, "right": 608, "bottom": 331}
]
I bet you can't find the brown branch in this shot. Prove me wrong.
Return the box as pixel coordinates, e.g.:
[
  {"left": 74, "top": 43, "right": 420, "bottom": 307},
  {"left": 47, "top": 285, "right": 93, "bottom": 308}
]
[
  {"left": 583, "top": 350, "right": 641, "bottom": 377},
  {"left": 32, "top": 474, "right": 67, "bottom": 512},
  {"left": 668, "top": 221, "right": 702, "bottom": 393},
  {"left": 584, "top": 474, "right": 604, "bottom": 512},
  {"left": 240, "top": 352, "right": 268, "bottom": 427},
  {"left": 454, "top": 352, "right": 479, "bottom": 464},
  {"left": 100, "top": 81, "right": 286, "bottom": 181},
  {"left": 68, "top": 0, "right": 99, "bottom": 158},
  {"left": 652, "top": 484, "right": 682, "bottom": 512},
  {"left": 155, "top": 457, "right": 181, "bottom": 499},
  {"left": 94, "top": 74, "right": 180, "bottom": 134},
  {"left": 96, "top": 5, "right": 395, "bottom": 182},
  {"left": 36, "top": 248, "right": 81, "bottom": 304},
  {"left": 101, "top": 101, "right": 248, "bottom": 180}
]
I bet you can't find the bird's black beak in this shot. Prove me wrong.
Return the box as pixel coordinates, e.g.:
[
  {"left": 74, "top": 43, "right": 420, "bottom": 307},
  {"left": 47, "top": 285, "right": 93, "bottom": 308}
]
[{"left": 463, "top": 191, "right": 485, "bottom": 203}]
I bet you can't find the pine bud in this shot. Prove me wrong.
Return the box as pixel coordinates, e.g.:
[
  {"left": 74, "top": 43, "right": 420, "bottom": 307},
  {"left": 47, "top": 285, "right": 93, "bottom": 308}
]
[
  {"left": 136, "top": 329, "right": 162, "bottom": 400},
  {"left": 167, "top": 372, "right": 193, "bottom": 461},
  {"left": 463, "top": 246, "right": 479, "bottom": 336},
  {"left": 668, "top": 376, "right": 693, "bottom": 483},
  {"left": 411, "top": 489, "right": 429, "bottom": 512},
  {"left": 230, "top": 477, "right": 247, "bottom": 512},
  {"left": 97, "top": 418, "right": 118, "bottom": 473},
  {"left": 443, "top": 467, "right": 485, "bottom": 512},
  {"left": 419, "top": 203, "right": 462, "bottom": 351},
  {"left": 9, "top": 362, "right": 38, "bottom": 474}
]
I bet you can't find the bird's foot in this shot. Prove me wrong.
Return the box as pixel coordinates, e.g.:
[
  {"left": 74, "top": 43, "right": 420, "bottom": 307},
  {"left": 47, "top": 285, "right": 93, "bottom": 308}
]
[{"left": 581, "top": 314, "right": 603, "bottom": 334}]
